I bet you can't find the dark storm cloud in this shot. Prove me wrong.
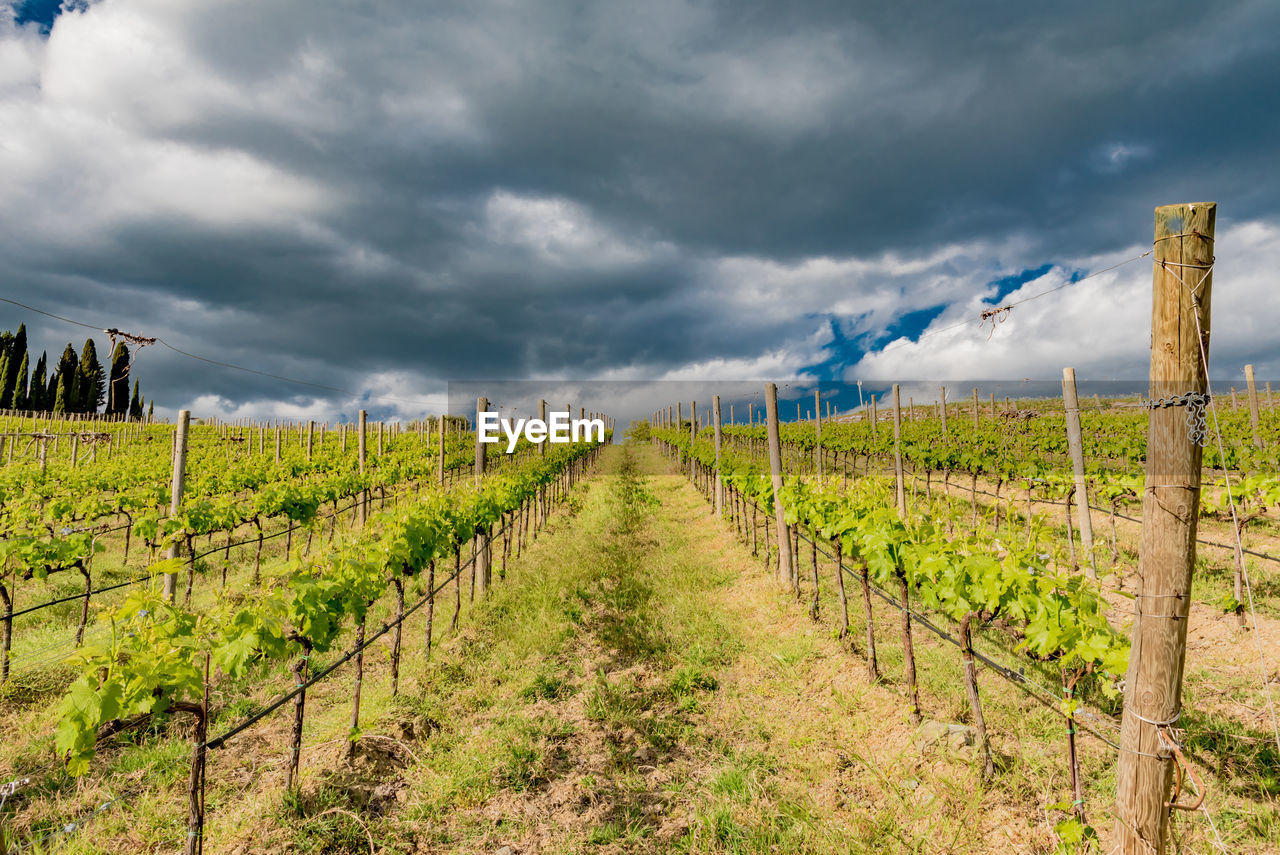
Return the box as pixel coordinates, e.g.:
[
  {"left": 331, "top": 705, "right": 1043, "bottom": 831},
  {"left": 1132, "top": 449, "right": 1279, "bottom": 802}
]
[{"left": 2, "top": 0, "right": 1278, "bottom": 418}]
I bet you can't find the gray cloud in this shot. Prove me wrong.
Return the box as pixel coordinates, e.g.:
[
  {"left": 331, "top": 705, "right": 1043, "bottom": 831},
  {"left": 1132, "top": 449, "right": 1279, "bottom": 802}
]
[{"left": 2, "top": 0, "right": 1278, "bottom": 421}]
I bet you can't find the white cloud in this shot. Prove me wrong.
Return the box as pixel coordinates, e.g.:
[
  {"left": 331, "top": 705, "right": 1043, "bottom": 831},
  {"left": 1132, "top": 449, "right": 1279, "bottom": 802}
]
[{"left": 849, "top": 220, "right": 1280, "bottom": 384}]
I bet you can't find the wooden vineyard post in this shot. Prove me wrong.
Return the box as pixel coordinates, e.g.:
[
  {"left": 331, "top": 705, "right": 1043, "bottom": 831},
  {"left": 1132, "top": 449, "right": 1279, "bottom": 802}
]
[
  {"left": 891, "top": 385, "right": 906, "bottom": 517},
  {"left": 940, "top": 385, "right": 948, "bottom": 433},
  {"left": 814, "top": 389, "right": 822, "bottom": 476},
  {"left": 274, "top": 421, "right": 281, "bottom": 463},
  {"left": 1062, "top": 367, "right": 1097, "bottom": 580},
  {"left": 690, "top": 401, "right": 697, "bottom": 479},
  {"left": 1114, "top": 202, "right": 1215, "bottom": 854},
  {"left": 713, "top": 395, "right": 724, "bottom": 518},
  {"left": 972, "top": 387, "right": 979, "bottom": 429},
  {"left": 163, "top": 410, "right": 189, "bottom": 603},
  {"left": 358, "top": 410, "right": 368, "bottom": 523},
  {"left": 764, "top": 384, "right": 793, "bottom": 589},
  {"left": 538, "top": 399, "right": 547, "bottom": 456},
  {"left": 475, "top": 396, "right": 490, "bottom": 597},
  {"left": 870, "top": 394, "right": 877, "bottom": 438},
  {"left": 1245, "top": 364, "right": 1262, "bottom": 448},
  {"left": 989, "top": 392, "right": 996, "bottom": 420},
  {"left": 437, "top": 414, "right": 445, "bottom": 485},
  {"left": 306, "top": 420, "right": 313, "bottom": 461}
]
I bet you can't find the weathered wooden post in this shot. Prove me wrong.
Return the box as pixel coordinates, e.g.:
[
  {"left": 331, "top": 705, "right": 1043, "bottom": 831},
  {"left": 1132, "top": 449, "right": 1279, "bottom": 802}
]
[
  {"left": 475, "top": 397, "right": 490, "bottom": 597},
  {"left": 891, "top": 385, "right": 906, "bottom": 517},
  {"left": 163, "top": 410, "right": 190, "bottom": 603},
  {"left": 690, "top": 401, "right": 697, "bottom": 479},
  {"left": 972, "top": 387, "right": 979, "bottom": 429},
  {"left": 765, "top": 384, "right": 793, "bottom": 589},
  {"left": 1245, "top": 364, "right": 1262, "bottom": 448},
  {"left": 814, "top": 389, "right": 822, "bottom": 476},
  {"left": 1114, "top": 202, "right": 1215, "bottom": 853},
  {"left": 1062, "top": 367, "right": 1097, "bottom": 580},
  {"left": 358, "top": 410, "right": 367, "bottom": 523},
  {"left": 713, "top": 395, "right": 724, "bottom": 517},
  {"left": 940, "top": 385, "right": 948, "bottom": 433}
]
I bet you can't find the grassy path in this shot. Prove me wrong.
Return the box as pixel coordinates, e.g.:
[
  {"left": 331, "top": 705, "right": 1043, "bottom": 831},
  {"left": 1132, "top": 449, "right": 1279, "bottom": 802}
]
[{"left": 267, "top": 442, "right": 1034, "bottom": 854}]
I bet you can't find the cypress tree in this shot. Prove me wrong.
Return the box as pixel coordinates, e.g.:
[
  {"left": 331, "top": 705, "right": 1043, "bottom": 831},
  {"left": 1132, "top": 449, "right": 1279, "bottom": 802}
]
[
  {"left": 146, "top": 400, "right": 153, "bottom": 421},
  {"left": 3, "top": 324, "right": 27, "bottom": 407},
  {"left": 13, "top": 352, "right": 29, "bottom": 410},
  {"left": 29, "top": 352, "right": 47, "bottom": 411},
  {"left": 45, "top": 371, "right": 57, "bottom": 410},
  {"left": 75, "top": 339, "right": 105, "bottom": 413},
  {"left": 107, "top": 342, "right": 130, "bottom": 415},
  {"left": 129, "top": 379, "right": 143, "bottom": 421},
  {"left": 54, "top": 344, "right": 78, "bottom": 414},
  {"left": 0, "top": 352, "right": 10, "bottom": 409}
]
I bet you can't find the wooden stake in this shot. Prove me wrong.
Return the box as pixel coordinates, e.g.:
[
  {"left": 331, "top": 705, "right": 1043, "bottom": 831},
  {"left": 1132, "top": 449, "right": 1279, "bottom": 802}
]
[
  {"left": 163, "top": 411, "right": 189, "bottom": 603},
  {"left": 1062, "top": 367, "right": 1097, "bottom": 580},
  {"left": 690, "top": 401, "right": 697, "bottom": 479},
  {"left": 765, "top": 384, "right": 793, "bottom": 589},
  {"left": 891, "top": 385, "right": 906, "bottom": 517},
  {"left": 475, "top": 397, "right": 490, "bottom": 597},
  {"left": 940, "top": 386, "right": 948, "bottom": 433},
  {"left": 814, "top": 389, "right": 822, "bottom": 476},
  {"left": 1114, "top": 202, "right": 1215, "bottom": 854},
  {"left": 1245, "top": 364, "right": 1262, "bottom": 448},
  {"left": 357, "top": 411, "right": 367, "bottom": 523},
  {"left": 713, "top": 395, "right": 723, "bottom": 518}
]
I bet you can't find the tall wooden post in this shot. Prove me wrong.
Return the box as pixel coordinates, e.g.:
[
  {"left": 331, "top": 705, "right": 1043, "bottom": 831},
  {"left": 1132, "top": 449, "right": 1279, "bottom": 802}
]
[
  {"left": 1245, "top": 364, "right": 1262, "bottom": 448},
  {"left": 163, "top": 410, "right": 190, "bottom": 602},
  {"left": 357, "top": 410, "right": 368, "bottom": 523},
  {"left": 437, "top": 414, "right": 445, "bottom": 484},
  {"left": 1062, "top": 367, "right": 1097, "bottom": 580},
  {"left": 940, "top": 386, "right": 948, "bottom": 433},
  {"left": 989, "top": 392, "right": 996, "bottom": 420},
  {"left": 765, "top": 384, "right": 793, "bottom": 589},
  {"left": 814, "top": 389, "right": 822, "bottom": 476},
  {"left": 972, "top": 388, "right": 979, "bottom": 429},
  {"left": 274, "top": 421, "right": 281, "bottom": 463},
  {"left": 713, "top": 395, "right": 724, "bottom": 517},
  {"left": 689, "top": 401, "right": 697, "bottom": 479},
  {"left": 306, "top": 420, "right": 314, "bottom": 461},
  {"left": 1114, "top": 202, "right": 1215, "bottom": 854},
  {"left": 537, "top": 400, "right": 547, "bottom": 456},
  {"left": 891, "top": 385, "right": 906, "bottom": 517},
  {"left": 870, "top": 395, "right": 878, "bottom": 438},
  {"left": 475, "top": 397, "right": 490, "bottom": 596}
]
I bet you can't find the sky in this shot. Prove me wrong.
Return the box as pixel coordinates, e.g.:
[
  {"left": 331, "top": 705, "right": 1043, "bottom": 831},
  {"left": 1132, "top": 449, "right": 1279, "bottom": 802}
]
[{"left": 2, "top": 0, "right": 1278, "bottom": 424}]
